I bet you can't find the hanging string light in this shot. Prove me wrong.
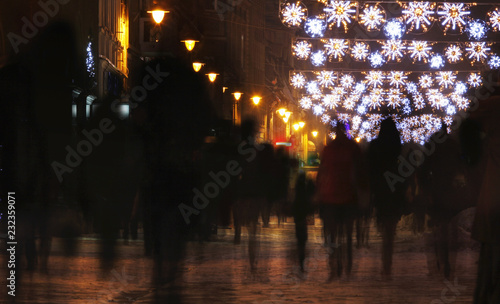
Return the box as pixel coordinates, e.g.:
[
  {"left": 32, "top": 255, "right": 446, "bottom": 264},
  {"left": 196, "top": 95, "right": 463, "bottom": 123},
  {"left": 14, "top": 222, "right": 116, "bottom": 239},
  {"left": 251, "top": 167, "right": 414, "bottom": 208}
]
[
  {"left": 402, "top": 1, "right": 436, "bottom": 33},
  {"left": 359, "top": 4, "right": 386, "bottom": 32},
  {"left": 280, "top": 1, "right": 307, "bottom": 27},
  {"left": 323, "top": 1, "right": 357, "bottom": 32}
]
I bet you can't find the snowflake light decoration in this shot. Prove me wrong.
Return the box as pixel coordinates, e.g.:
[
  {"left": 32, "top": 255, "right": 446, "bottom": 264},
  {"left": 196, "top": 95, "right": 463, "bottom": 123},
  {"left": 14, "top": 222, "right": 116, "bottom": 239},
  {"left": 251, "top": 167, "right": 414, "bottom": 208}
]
[
  {"left": 365, "top": 71, "right": 385, "bottom": 88},
  {"left": 323, "top": 1, "right": 357, "bottom": 32},
  {"left": 436, "top": 71, "right": 456, "bottom": 89},
  {"left": 454, "top": 82, "right": 468, "bottom": 95},
  {"left": 437, "top": 3, "right": 470, "bottom": 34},
  {"left": 468, "top": 73, "right": 482, "bottom": 87},
  {"left": 340, "top": 74, "right": 355, "bottom": 88},
  {"left": 408, "top": 41, "right": 432, "bottom": 63},
  {"left": 323, "top": 94, "right": 340, "bottom": 109},
  {"left": 386, "top": 89, "right": 402, "bottom": 109},
  {"left": 300, "top": 96, "right": 313, "bottom": 109},
  {"left": 419, "top": 74, "right": 434, "bottom": 88},
  {"left": 324, "top": 39, "right": 349, "bottom": 61},
  {"left": 488, "top": 8, "right": 500, "bottom": 32},
  {"left": 343, "top": 96, "right": 357, "bottom": 110},
  {"left": 368, "top": 51, "right": 385, "bottom": 68},
  {"left": 466, "top": 42, "right": 490, "bottom": 64},
  {"left": 466, "top": 19, "right": 488, "bottom": 40},
  {"left": 306, "top": 81, "right": 321, "bottom": 95},
  {"left": 351, "top": 42, "right": 370, "bottom": 61},
  {"left": 305, "top": 17, "right": 327, "bottom": 38},
  {"left": 311, "top": 50, "right": 327, "bottom": 66},
  {"left": 292, "top": 40, "right": 312, "bottom": 60},
  {"left": 313, "top": 104, "right": 325, "bottom": 116},
  {"left": 354, "top": 82, "right": 367, "bottom": 94},
  {"left": 414, "top": 94, "right": 426, "bottom": 109},
  {"left": 317, "top": 71, "right": 337, "bottom": 88},
  {"left": 359, "top": 4, "right": 385, "bottom": 32},
  {"left": 429, "top": 54, "right": 445, "bottom": 69},
  {"left": 368, "top": 88, "right": 385, "bottom": 109},
  {"left": 406, "top": 81, "right": 418, "bottom": 94},
  {"left": 445, "top": 44, "right": 463, "bottom": 63},
  {"left": 402, "top": 2, "right": 436, "bottom": 33},
  {"left": 290, "top": 73, "right": 307, "bottom": 88},
  {"left": 280, "top": 1, "right": 307, "bottom": 27},
  {"left": 488, "top": 55, "right": 500, "bottom": 69},
  {"left": 384, "top": 18, "right": 406, "bottom": 39},
  {"left": 321, "top": 114, "right": 331, "bottom": 124},
  {"left": 381, "top": 40, "right": 406, "bottom": 62},
  {"left": 387, "top": 71, "right": 408, "bottom": 88}
]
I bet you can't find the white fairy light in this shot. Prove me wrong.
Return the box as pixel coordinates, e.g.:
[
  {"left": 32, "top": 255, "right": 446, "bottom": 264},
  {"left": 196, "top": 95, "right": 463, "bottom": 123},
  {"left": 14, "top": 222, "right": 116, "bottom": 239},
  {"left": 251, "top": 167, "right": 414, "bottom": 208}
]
[
  {"left": 352, "top": 115, "right": 362, "bottom": 129},
  {"left": 337, "top": 113, "right": 351, "bottom": 123},
  {"left": 300, "top": 96, "right": 313, "bottom": 109},
  {"left": 386, "top": 89, "right": 402, "bottom": 109},
  {"left": 313, "top": 104, "right": 325, "bottom": 116},
  {"left": 293, "top": 40, "right": 312, "bottom": 60},
  {"left": 340, "top": 74, "right": 355, "bottom": 88},
  {"left": 488, "top": 55, "right": 500, "bottom": 69},
  {"left": 488, "top": 8, "right": 500, "bottom": 32},
  {"left": 359, "top": 4, "right": 385, "bottom": 31},
  {"left": 413, "top": 94, "right": 426, "bottom": 110},
  {"left": 443, "top": 116, "right": 453, "bottom": 126},
  {"left": 354, "top": 82, "right": 367, "bottom": 94},
  {"left": 351, "top": 42, "right": 370, "bottom": 61},
  {"left": 321, "top": 114, "right": 331, "bottom": 124},
  {"left": 388, "top": 71, "right": 408, "bottom": 88},
  {"left": 437, "top": 3, "right": 470, "bottom": 34},
  {"left": 368, "top": 51, "right": 385, "bottom": 68},
  {"left": 454, "top": 81, "right": 468, "bottom": 95},
  {"left": 306, "top": 81, "right": 321, "bottom": 95},
  {"left": 466, "top": 19, "right": 488, "bottom": 40},
  {"left": 381, "top": 40, "right": 406, "bottom": 62},
  {"left": 343, "top": 96, "right": 356, "bottom": 110},
  {"left": 367, "top": 88, "right": 385, "bottom": 109},
  {"left": 280, "top": 2, "right": 307, "bottom": 27},
  {"left": 333, "top": 86, "right": 347, "bottom": 97},
  {"left": 402, "top": 102, "right": 412, "bottom": 115},
  {"left": 317, "top": 71, "right": 337, "bottom": 88},
  {"left": 365, "top": 71, "right": 385, "bottom": 88},
  {"left": 408, "top": 41, "right": 432, "bottom": 63},
  {"left": 468, "top": 73, "right": 482, "bottom": 87},
  {"left": 357, "top": 103, "right": 368, "bottom": 115},
  {"left": 324, "top": 1, "right": 357, "bottom": 32},
  {"left": 305, "top": 17, "right": 327, "bottom": 37},
  {"left": 429, "top": 54, "right": 445, "bottom": 69},
  {"left": 86, "top": 41, "right": 95, "bottom": 78},
  {"left": 419, "top": 74, "right": 434, "bottom": 88},
  {"left": 446, "top": 105, "right": 457, "bottom": 116},
  {"left": 436, "top": 71, "right": 456, "bottom": 89},
  {"left": 290, "top": 73, "right": 307, "bottom": 88},
  {"left": 384, "top": 19, "right": 406, "bottom": 39},
  {"left": 402, "top": 2, "right": 435, "bottom": 33},
  {"left": 406, "top": 82, "right": 418, "bottom": 94},
  {"left": 452, "top": 94, "right": 470, "bottom": 110},
  {"left": 311, "top": 50, "right": 327, "bottom": 66},
  {"left": 466, "top": 42, "right": 490, "bottom": 64},
  {"left": 445, "top": 44, "right": 463, "bottom": 63},
  {"left": 323, "top": 94, "right": 340, "bottom": 109},
  {"left": 324, "top": 39, "right": 349, "bottom": 61}
]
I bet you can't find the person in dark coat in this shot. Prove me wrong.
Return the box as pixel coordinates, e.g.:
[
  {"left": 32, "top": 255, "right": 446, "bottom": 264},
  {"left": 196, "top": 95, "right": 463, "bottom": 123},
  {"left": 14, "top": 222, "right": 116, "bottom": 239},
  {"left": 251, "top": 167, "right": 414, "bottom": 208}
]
[{"left": 293, "top": 170, "right": 315, "bottom": 272}]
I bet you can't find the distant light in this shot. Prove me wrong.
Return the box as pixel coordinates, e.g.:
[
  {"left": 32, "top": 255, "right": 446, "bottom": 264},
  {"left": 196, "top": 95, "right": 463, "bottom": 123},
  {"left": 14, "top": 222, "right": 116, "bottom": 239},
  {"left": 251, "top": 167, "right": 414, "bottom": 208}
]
[
  {"left": 182, "top": 40, "right": 198, "bottom": 52},
  {"left": 299, "top": 121, "right": 305, "bottom": 128},
  {"left": 293, "top": 123, "right": 300, "bottom": 131},
  {"left": 147, "top": 9, "right": 169, "bottom": 24},
  {"left": 312, "top": 131, "right": 318, "bottom": 137},
  {"left": 251, "top": 96, "right": 261, "bottom": 105},
  {"left": 192, "top": 62, "right": 205, "bottom": 72},
  {"left": 232, "top": 92, "right": 243, "bottom": 101},
  {"left": 207, "top": 73, "right": 218, "bottom": 82},
  {"left": 278, "top": 108, "right": 287, "bottom": 116}
]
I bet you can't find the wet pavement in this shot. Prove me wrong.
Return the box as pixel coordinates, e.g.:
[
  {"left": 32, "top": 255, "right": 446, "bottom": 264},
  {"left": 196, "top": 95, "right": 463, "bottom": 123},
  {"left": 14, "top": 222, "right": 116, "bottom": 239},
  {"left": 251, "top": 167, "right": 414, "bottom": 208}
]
[{"left": 0, "top": 216, "right": 479, "bottom": 303}]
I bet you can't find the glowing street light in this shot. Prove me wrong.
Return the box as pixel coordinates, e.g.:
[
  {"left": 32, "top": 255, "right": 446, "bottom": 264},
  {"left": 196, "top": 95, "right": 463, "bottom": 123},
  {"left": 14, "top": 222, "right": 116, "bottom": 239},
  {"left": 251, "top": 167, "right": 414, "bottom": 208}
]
[
  {"left": 206, "top": 73, "right": 218, "bottom": 82},
  {"left": 293, "top": 123, "right": 300, "bottom": 131},
  {"left": 147, "top": 6, "right": 169, "bottom": 24},
  {"left": 182, "top": 39, "right": 199, "bottom": 52},
  {"left": 299, "top": 121, "right": 305, "bottom": 128},
  {"left": 312, "top": 130, "right": 318, "bottom": 137},
  {"left": 192, "top": 62, "right": 205, "bottom": 72},
  {"left": 277, "top": 108, "right": 287, "bottom": 116},
  {"left": 251, "top": 96, "right": 261, "bottom": 105},
  {"left": 232, "top": 92, "right": 243, "bottom": 101}
]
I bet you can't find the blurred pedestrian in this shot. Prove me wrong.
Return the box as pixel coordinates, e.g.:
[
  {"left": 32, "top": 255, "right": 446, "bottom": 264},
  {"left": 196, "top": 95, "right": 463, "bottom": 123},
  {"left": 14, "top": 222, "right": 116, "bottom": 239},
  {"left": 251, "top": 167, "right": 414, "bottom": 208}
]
[{"left": 293, "top": 170, "right": 315, "bottom": 272}]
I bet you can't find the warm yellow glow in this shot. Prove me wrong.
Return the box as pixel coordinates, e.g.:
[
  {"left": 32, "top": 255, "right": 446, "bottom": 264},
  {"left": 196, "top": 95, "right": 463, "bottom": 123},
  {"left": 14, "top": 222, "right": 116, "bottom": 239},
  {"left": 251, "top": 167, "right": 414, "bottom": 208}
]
[
  {"left": 192, "top": 62, "right": 204, "bottom": 72},
  {"left": 283, "top": 116, "right": 289, "bottom": 123},
  {"left": 284, "top": 111, "right": 292, "bottom": 119},
  {"left": 232, "top": 92, "right": 242, "bottom": 101},
  {"left": 223, "top": 87, "right": 228, "bottom": 93},
  {"left": 207, "top": 73, "right": 218, "bottom": 82},
  {"left": 182, "top": 40, "right": 198, "bottom": 51},
  {"left": 278, "top": 108, "right": 286, "bottom": 116},
  {"left": 251, "top": 96, "right": 261, "bottom": 105},
  {"left": 293, "top": 123, "right": 300, "bottom": 131},
  {"left": 355, "top": 137, "right": 361, "bottom": 143},
  {"left": 312, "top": 131, "right": 318, "bottom": 137},
  {"left": 299, "top": 121, "right": 305, "bottom": 128},
  {"left": 147, "top": 10, "right": 169, "bottom": 24}
]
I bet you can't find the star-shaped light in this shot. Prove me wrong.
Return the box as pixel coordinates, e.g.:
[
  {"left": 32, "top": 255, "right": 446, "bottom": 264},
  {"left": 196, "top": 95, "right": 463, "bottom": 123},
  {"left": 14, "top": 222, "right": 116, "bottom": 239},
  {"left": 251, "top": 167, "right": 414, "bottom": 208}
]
[
  {"left": 386, "top": 89, "right": 402, "bottom": 109},
  {"left": 359, "top": 4, "right": 385, "bottom": 31},
  {"left": 292, "top": 40, "right": 312, "bottom": 60},
  {"left": 299, "top": 96, "right": 313, "bottom": 109},
  {"left": 384, "top": 18, "right": 406, "bottom": 39},
  {"left": 365, "top": 71, "right": 385, "bottom": 88},
  {"left": 429, "top": 54, "right": 445, "bottom": 69},
  {"left": 368, "top": 88, "right": 385, "bottom": 110},
  {"left": 290, "top": 73, "right": 307, "bottom": 88},
  {"left": 306, "top": 81, "right": 321, "bottom": 95},
  {"left": 436, "top": 71, "right": 456, "bottom": 89},
  {"left": 381, "top": 40, "right": 406, "bottom": 62},
  {"left": 321, "top": 114, "right": 331, "bottom": 124},
  {"left": 280, "top": 2, "right": 308, "bottom": 27},
  {"left": 445, "top": 44, "right": 463, "bottom": 63},
  {"left": 402, "top": 2, "right": 435, "bottom": 33},
  {"left": 323, "top": 94, "right": 340, "bottom": 109},
  {"left": 408, "top": 41, "right": 432, "bottom": 63},
  {"left": 305, "top": 17, "right": 327, "bottom": 37},
  {"left": 313, "top": 104, "right": 325, "bottom": 116},
  {"left": 488, "top": 8, "right": 500, "bottom": 32},
  {"left": 454, "top": 81, "right": 468, "bottom": 95},
  {"left": 468, "top": 73, "right": 482, "bottom": 87},
  {"left": 324, "top": 1, "right": 357, "bottom": 32},
  {"left": 466, "top": 19, "right": 488, "bottom": 40},
  {"left": 488, "top": 55, "right": 500, "bottom": 69},
  {"left": 340, "top": 74, "right": 355, "bottom": 88},
  {"left": 413, "top": 94, "right": 426, "bottom": 110},
  {"left": 437, "top": 3, "right": 470, "bottom": 34},
  {"left": 317, "top": 71, "right": 337, "bottom": 88},
  {"left": 351, "top": 42, "right": 370, "bottom": 61},
  {"left": 419, "top": 74, "right": 434, "bottom": 88},
  {"left": 387, "top": 71, "right": 408, "bottom": 88},
  {"left": 368, "top": 51, "right": 385, "bottom": 68},
  {"left": 311, "top": 50, "right": 327, "bottom": 66},
  {"left": 343, "top": 96, "right": 357, "bottom": 110},
  {"left": 406, "top": 81, "right": 418, "bottom": 94},
  {"left": 324, "top": 39, "right": 349, "bottom": 61},
  {"left": 466, "top": 42, "right": 490, "bottom": 64}
]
